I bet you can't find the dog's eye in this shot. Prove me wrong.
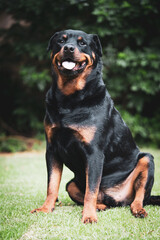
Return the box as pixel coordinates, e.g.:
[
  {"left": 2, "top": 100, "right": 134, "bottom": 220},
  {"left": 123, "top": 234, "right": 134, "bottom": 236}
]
[
  {"left": 58, "top": 39, "right": 65, "bottom": 44},
  {"left": 79, "top": 40, "right": 86, "bottom": 46}
]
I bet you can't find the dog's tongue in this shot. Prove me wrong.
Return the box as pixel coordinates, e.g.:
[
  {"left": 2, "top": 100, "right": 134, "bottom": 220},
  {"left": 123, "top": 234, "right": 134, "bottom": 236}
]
[{"left": 62, "top": 61, "right": 76, "bottom": 70}]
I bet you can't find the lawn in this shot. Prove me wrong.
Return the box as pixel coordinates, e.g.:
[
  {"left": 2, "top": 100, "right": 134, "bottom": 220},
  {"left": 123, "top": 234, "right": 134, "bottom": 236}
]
[{"left": 0, "top": 148, "right": 160, "bottom": 240}]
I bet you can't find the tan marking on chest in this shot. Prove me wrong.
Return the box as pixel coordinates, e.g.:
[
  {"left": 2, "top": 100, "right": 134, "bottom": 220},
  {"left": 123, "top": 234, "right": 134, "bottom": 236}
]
[
  {"left": 57, "top": 75, "right": 86, "bottom": 95},
  {"left": 69, "top": 125, "right": 97, "bottom": 144}
]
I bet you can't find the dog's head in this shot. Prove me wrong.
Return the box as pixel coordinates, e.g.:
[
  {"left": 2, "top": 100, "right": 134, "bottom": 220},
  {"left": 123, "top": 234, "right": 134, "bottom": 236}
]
[
  {"left": 47, "top": 30, "right": 102, "bottom": 95},
  {"left": 48, "top": 29, "right": 102, "bottom": 76}
]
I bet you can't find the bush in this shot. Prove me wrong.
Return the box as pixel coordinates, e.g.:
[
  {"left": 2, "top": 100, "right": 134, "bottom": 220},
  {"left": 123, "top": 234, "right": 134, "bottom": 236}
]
[{"left": 0, "top": 137, "right": 27, "bottom": 152}]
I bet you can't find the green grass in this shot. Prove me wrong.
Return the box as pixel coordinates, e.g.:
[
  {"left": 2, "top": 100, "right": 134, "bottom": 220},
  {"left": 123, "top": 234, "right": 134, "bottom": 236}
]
[{"left": 0, "top": 149, "right": 160, "bottom": 240}]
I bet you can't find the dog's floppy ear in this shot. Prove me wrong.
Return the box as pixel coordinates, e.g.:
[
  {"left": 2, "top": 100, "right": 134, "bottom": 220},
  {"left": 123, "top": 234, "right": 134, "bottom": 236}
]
[
  {"left": 90, "top": 34, "right": 102, "bottom": 57},
  {"left": 47, "top": 32, "right": 59, "bottom": 52}
]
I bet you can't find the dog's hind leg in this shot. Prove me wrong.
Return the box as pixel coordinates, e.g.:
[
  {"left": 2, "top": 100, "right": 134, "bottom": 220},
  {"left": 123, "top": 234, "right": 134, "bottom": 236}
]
[
  {"left": 66, "top": 179, "right": 107, "bottom": 211},
  {"left": 130, "top": 153, "right": 154, "bottom": 218},
  {"left": 66, "top": 179, "right": 84, "bottom": 205}
]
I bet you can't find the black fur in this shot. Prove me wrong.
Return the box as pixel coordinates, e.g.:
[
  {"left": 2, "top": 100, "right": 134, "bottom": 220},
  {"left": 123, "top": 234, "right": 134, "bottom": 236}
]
[{"left": 44, "top": 30, "right": 160, "bottom": 217}]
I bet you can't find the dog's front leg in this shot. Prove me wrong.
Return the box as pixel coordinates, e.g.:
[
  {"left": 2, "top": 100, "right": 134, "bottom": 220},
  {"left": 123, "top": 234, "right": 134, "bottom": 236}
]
[
  {"left": 82, "top": 151, "right": 104, "bottom": 223},
  {"left": 31, "top": 147, "right": 63, "bottom": 213}
]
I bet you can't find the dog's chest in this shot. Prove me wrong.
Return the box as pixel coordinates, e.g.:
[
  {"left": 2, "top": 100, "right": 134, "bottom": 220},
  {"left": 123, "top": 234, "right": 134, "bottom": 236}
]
[
  {"left": 45, "top": 121, "right": 96, "bottom": 146},
  {"left": 46, "top": 103, "right": 99, "bottom": 144}
]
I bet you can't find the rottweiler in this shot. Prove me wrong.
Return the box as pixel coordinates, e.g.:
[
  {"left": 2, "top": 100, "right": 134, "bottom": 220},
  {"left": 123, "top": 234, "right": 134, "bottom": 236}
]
[{"left": 31, "top": 29, "right": 160, "bottom": 223}]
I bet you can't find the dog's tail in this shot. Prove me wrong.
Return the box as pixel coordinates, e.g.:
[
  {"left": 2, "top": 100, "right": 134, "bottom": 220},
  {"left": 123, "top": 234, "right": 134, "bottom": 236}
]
[{"left": 146, "top": 196, "right": 160, "bottom": 206}]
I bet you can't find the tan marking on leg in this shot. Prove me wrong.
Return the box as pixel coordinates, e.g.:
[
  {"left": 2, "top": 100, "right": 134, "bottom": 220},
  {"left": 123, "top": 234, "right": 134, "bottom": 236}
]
[
  {"left": 105, "top": 156, "right": 149, "bottom": 210},
  {"left": 67, "top": 181, "right": 84, "bottom": 204},
  {"left": 67, "top": 181, "right": 107, "bottom": 211},
  {"left": 82, "top": 191, "right": 98, "bottom": 223},
  {"left": 81, "top": 170, "right": 100, "bottom": 223},
  {"left": 44, "top": 122, "right": 57, "bottom": 143},
  {"left": 105, "top": 172, "right": 135, "bottom": 204},
  {"left": 130, "top": 156, "right": 149, "bottom": 218},
  {"left": 96, "top": 203, "right": 108, "bottom": 211},
  {"left": 31, "top": 164, "right": 63, "bottom": 213}
]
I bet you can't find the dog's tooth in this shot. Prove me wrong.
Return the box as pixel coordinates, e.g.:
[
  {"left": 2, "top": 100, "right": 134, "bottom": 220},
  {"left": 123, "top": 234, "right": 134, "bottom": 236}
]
[
  {"left": 58, "top": 61, "right": 61, "bottom": 66},
  {"left": 74, "top": 63, "right": 80, "bottom": 70},
  {"left": 62, "top": 61, "right": 76, "bottom": 70}
]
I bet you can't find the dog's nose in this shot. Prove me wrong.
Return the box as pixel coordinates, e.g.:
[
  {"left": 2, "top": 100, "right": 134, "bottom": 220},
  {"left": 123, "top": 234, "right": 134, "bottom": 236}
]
[{"left": 64, "top": 44, "right": 75, "bottom": 53}]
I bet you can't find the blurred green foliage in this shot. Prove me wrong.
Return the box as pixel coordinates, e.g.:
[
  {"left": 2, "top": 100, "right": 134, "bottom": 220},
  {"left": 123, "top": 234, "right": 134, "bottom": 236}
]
[
  {"left": 0, "top": 135, "right": 45, "bottom": 152},
  {"left": 0, "top": 137, "right": 27, "bottom": 152},
  {"left": 0, "top": 0, "right": 160, "bottom": 148}
]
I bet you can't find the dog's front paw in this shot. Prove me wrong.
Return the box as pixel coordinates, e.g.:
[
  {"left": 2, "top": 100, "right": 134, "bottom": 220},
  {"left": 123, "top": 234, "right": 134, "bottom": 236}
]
[
  {"left": 81, "top": 209, "right": 97, "bottom": 224},
  {"left": 31, "top": 206, "right": 54, "bottom": 214}
]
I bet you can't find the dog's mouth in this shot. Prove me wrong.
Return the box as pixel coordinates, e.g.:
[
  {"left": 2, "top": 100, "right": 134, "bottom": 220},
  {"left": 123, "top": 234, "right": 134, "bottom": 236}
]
[{"left": 56, "top": 58, "right": 87, "bottom": 73}]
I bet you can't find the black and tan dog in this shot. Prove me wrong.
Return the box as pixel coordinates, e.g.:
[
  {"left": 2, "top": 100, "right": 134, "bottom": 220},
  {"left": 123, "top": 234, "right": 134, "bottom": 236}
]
[{"left": 31, "top": 30, "right": 160, "bottom": 223}]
